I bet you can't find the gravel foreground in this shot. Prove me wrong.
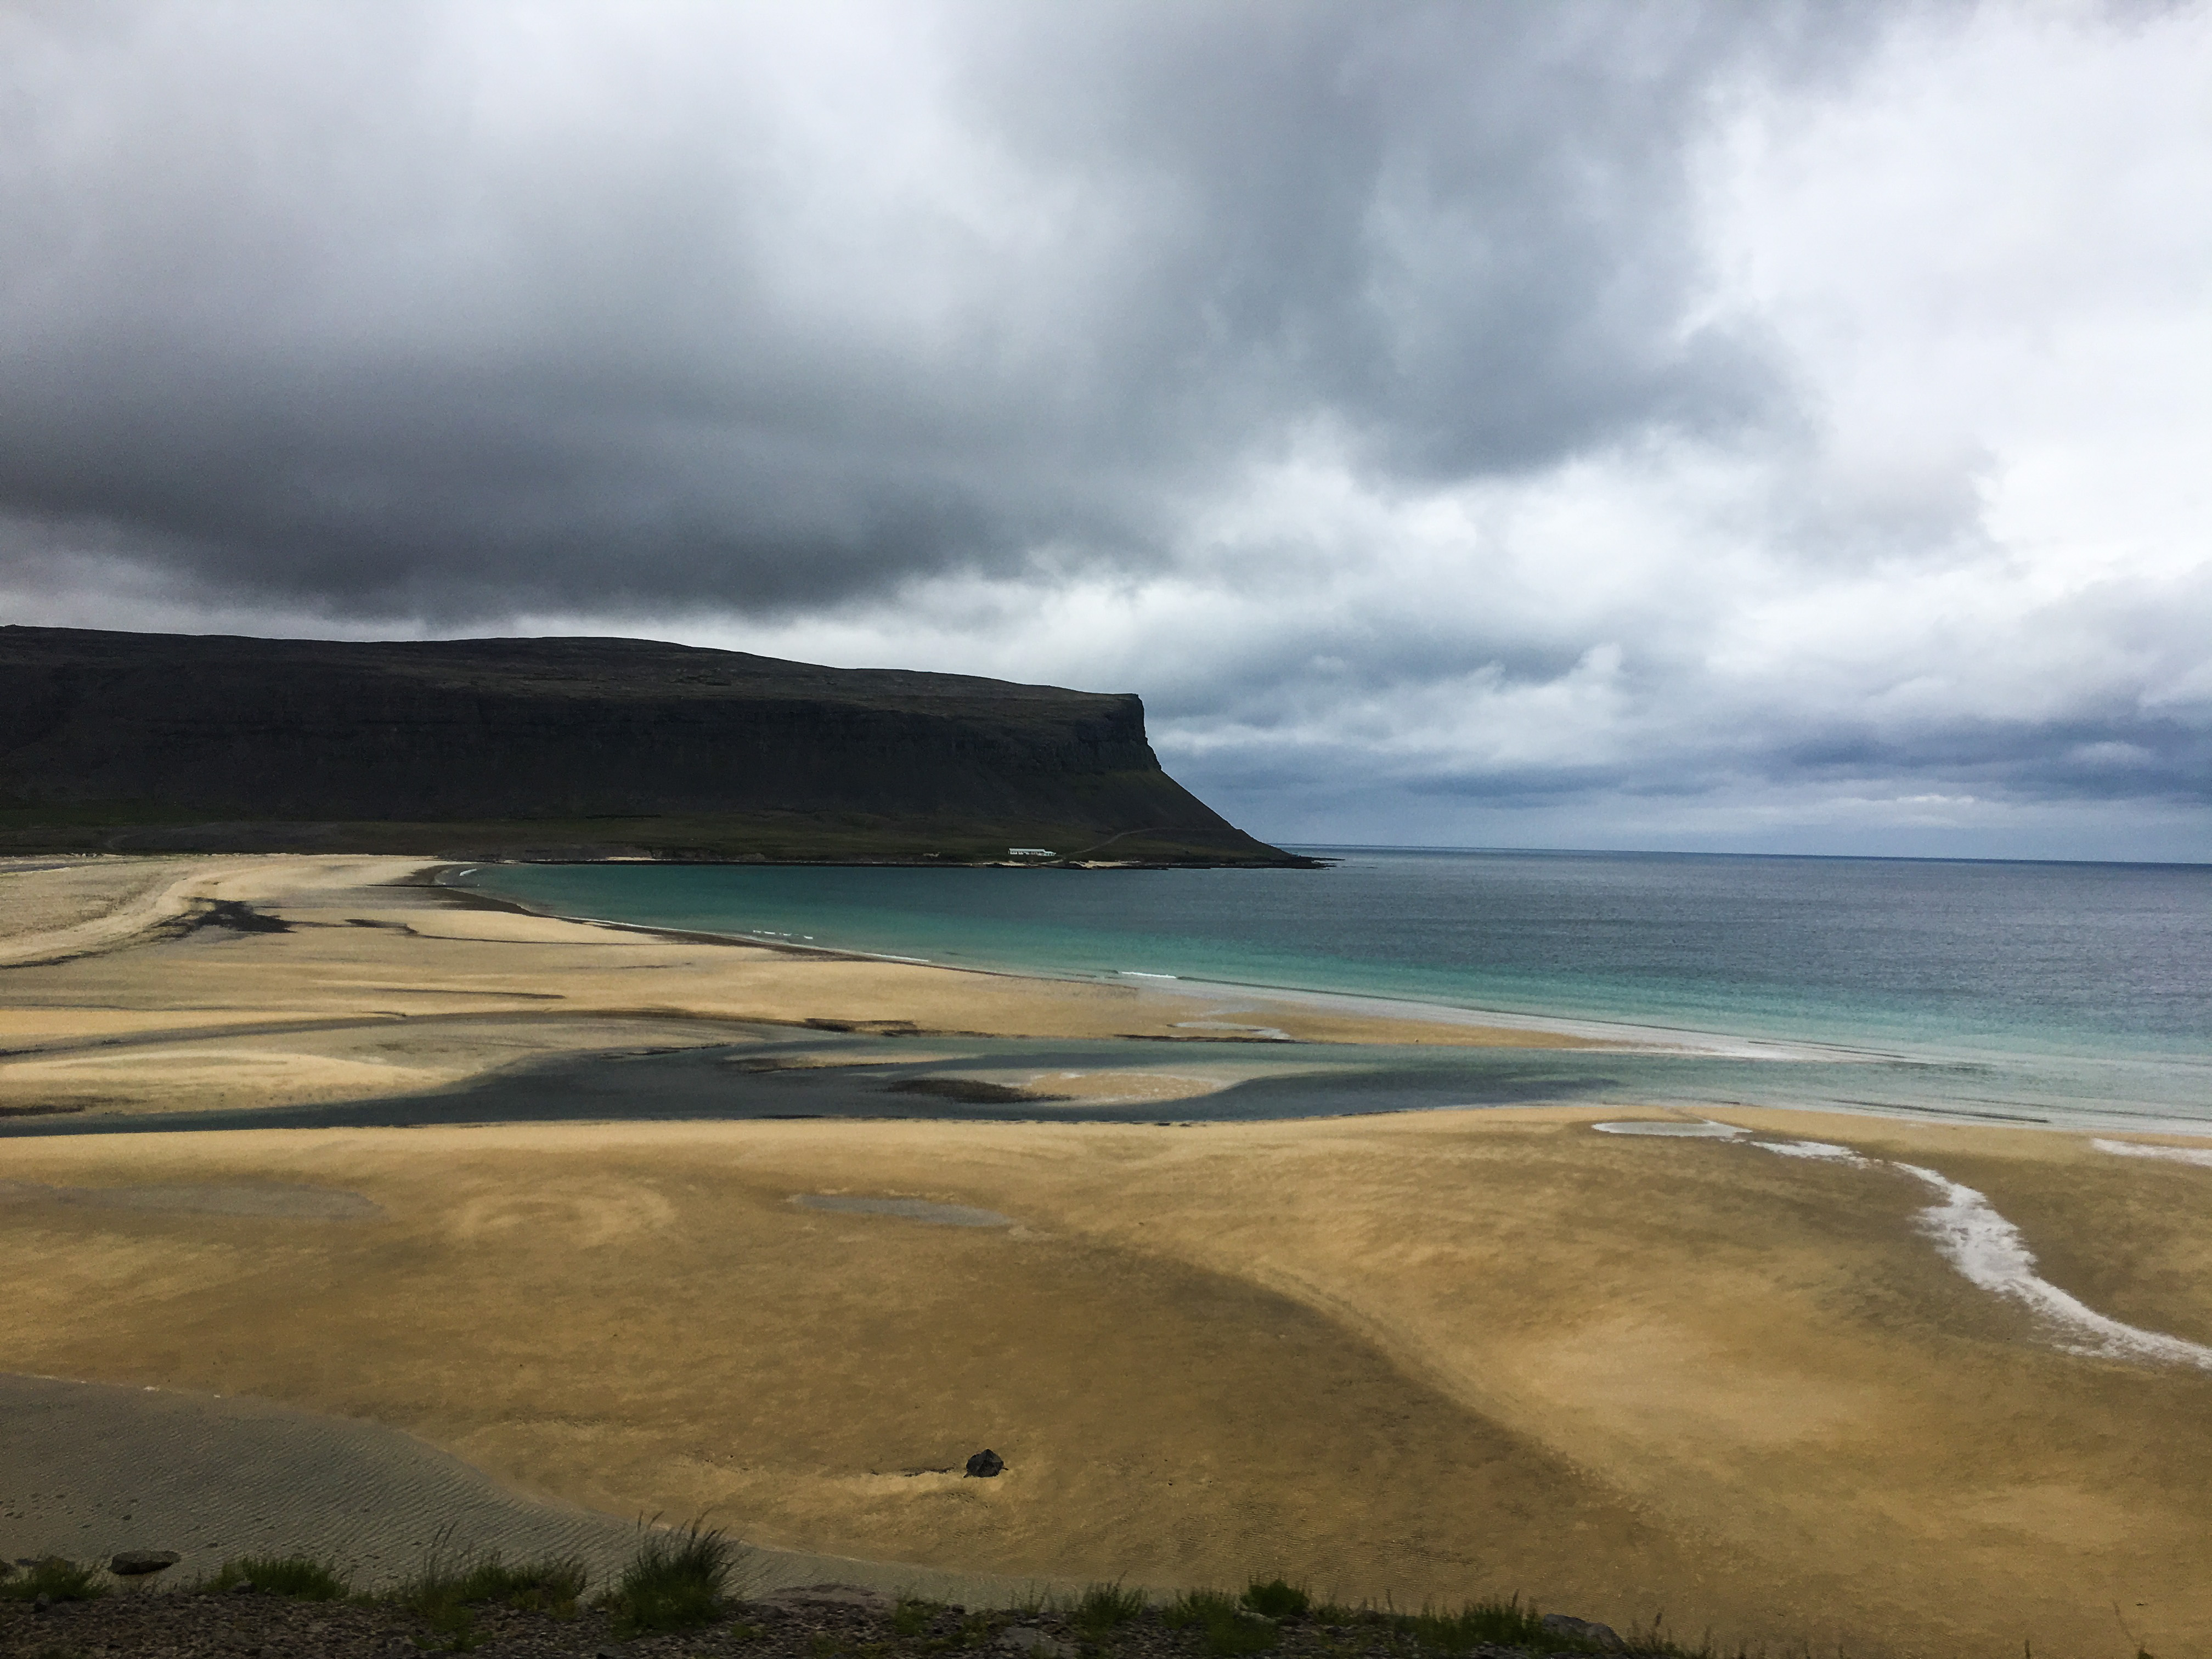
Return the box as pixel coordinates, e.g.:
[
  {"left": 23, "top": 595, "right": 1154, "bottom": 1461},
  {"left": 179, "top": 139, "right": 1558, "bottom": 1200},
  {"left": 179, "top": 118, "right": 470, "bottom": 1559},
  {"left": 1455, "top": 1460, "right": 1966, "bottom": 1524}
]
[{"left": 0, "top": 1583, "right": 1623, "bottom": 1659}]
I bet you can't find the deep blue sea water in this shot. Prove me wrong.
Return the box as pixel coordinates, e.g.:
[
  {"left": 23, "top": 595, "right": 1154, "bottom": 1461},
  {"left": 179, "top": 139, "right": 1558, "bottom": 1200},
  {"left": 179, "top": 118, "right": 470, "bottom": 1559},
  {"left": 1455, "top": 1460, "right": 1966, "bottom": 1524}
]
[{"left": 448, "top": 849, "right": 2212, "bottom": 1130}]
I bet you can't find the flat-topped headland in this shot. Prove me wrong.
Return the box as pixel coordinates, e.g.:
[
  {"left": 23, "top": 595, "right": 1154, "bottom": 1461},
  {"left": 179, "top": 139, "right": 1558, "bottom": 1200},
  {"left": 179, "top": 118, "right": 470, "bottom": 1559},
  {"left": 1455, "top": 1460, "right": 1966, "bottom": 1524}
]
[{"left": 0, "top": 625, "right": 1306, "bottom": 866}]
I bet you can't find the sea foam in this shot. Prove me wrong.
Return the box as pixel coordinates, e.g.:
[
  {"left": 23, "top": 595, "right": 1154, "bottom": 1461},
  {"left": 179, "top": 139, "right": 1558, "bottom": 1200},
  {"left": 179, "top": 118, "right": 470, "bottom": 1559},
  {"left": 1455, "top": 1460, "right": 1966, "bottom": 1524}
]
[
  {"left": 1592, "top": 1120, "right": 1745, "bottom": 1137},
  {"left": 1745, "top": 1133, "right": 2212, "bottom": 1371},
  {"left": 1896, "top": 1163, "right": 2212, "bottom": 1370},
  {"left": 1752, "top": 1139, "right": 1867, "bottom": 1164},
  {"left": 2093, "top": 1137, "right": 2212, "bottom": 1169}
]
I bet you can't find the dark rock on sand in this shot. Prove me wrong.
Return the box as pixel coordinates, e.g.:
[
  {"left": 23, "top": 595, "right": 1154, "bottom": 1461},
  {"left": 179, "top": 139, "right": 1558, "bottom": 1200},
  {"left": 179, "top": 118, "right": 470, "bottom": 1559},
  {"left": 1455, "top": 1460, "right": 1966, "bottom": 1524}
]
[
  {"left": 999, "top": 1627, "right": 1077, "bottom": 1658},
  {"left": 109, "top": 1550, "right": 181, "bottom": 1576},
  {"left": 964, "top": 1449, "right": 1006, "bottom": 1478},
  {"left": 758, "top": 1583, "right": 898, "bottom": 1615}
]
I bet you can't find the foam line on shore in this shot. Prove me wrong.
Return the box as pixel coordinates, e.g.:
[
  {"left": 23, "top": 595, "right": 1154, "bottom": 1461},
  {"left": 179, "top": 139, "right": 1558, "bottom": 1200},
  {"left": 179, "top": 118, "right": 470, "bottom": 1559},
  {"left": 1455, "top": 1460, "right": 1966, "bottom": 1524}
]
[
  {"left": 1752, "top": 1139, "right": 1865, "bottom": 1162},
  {"left": 437, "top": 865, "right": 1837, "bottom": 1061},
  {"left": 1899, "top": 1161, "right": 2212, "bottom": 1370},
  {"left": 1592, "top": 1120, "right": 1746, "bottom": 1138},
  {"left": 1153, "top": 978, "right": 1848, "bottom": 1059},
  {"left": 2094, "top": 1137, "right": 2212, "bottom": 1169},
  {"left": 1744, "top": 1136, "right": 2212, "bottom": 1371}
]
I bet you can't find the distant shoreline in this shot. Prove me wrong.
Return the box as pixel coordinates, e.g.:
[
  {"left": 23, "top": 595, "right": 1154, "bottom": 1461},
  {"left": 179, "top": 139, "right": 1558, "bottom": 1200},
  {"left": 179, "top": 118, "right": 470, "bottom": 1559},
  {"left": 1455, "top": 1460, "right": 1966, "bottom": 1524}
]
[
  {"left": 439, "top": 860, "right": 1822, "bottom": 1062},
  {"left": 0, "top": 854, "right": 1604, "bottom": 1131}
]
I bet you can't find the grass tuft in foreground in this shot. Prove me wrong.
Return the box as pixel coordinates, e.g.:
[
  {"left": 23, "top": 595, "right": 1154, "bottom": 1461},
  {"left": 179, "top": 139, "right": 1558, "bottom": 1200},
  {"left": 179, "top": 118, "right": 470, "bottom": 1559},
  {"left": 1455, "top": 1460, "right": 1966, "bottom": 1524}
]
[
  {"left": 1165, "top": 1589, "right": 1280, "bottom": 1655},
  {"left": 391, "top": 1534, "right": 587, "bottom": 1650},
  {"left": 601, "top": 1519, "right": 737, "bottom": 1637},
  {"left": 205, "top": 1555, "right": 349, "bottom": 1601},
  {"left": 1071, "top": 1581, "right": 1150, "bottom": 1636},
  {"left": 1410, "top": 1597, "right": 1577, "bottom": 1653},
  {"left": 0, "top": 1557, "right": 108, "bottom": 1602},
  {"left": 1243, "top": 1581, "right": 1311, "bottom": 1621}
]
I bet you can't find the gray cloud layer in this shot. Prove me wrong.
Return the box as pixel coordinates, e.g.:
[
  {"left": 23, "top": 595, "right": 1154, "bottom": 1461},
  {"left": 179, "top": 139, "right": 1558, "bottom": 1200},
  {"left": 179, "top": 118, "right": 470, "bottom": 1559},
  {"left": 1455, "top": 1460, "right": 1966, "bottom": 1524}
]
[
  {"left": 4, "top": 1, "right": 2209, "bottom": 858},
  {"left": 0, "top": 2, "right": 1825, "bottom": 609}
]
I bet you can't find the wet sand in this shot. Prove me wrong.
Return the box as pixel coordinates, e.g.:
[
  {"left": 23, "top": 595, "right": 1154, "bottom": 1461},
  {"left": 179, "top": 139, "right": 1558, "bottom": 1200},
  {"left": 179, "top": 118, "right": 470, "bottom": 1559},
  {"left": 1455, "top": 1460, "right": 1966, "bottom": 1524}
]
[
  {"left": 4, "top": 1114, "right": 2212, "bottom": 1655},
  {"left": 0, "top": 1372, "right": 1052, "bottom": 1604},
  {"left": 0, "top": 856, "right": 1604, "bottom": 1121},
  {"left": 5, "top": 857, "right": 2212, "bottom": 1655}
]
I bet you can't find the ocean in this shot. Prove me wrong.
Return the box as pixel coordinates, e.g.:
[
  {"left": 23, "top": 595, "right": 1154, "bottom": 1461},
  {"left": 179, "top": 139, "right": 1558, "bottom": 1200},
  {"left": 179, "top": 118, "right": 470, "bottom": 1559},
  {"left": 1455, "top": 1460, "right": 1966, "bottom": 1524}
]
[{"left": 443, "top": 848, "right": 2212, "bottom": 1131}]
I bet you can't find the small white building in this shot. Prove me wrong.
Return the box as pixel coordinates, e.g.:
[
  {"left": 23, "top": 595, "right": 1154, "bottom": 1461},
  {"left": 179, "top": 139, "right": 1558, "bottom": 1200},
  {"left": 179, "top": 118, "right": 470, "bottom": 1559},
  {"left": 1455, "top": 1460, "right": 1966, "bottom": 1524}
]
[{"left": 1007, "top": 847, "right": 1056, "bottom": 857}]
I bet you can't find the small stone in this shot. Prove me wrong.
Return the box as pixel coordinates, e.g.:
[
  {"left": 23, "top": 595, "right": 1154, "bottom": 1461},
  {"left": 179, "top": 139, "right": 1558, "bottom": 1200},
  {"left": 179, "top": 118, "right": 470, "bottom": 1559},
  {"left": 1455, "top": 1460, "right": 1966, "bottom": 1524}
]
[
  {"left": 229, "top": 1578, "right": 256, "bottom": 1595},
  {"left": 964, "top": 1448, "right": 1006, "bottom": 1478},
  {"left": 1540, "top": 1613, "right": 1623, "bottom": 1649},
  {"left": 757, "top": 1583, "right": 896, "bottom": 1615},
  {"left": 998, "top": 1628, "right": 1075, "bottom": 1659},
  {"left": 109, "top": 1551, "right": 182, "bottom": 1577}
]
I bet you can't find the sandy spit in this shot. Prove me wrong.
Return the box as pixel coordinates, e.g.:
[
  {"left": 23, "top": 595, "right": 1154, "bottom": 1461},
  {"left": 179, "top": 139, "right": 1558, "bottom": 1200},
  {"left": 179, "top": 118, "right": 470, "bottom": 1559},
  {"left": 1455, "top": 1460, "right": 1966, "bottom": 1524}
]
[{"left": 0, "top": 854, "right": 1604, "bottom": 1121}]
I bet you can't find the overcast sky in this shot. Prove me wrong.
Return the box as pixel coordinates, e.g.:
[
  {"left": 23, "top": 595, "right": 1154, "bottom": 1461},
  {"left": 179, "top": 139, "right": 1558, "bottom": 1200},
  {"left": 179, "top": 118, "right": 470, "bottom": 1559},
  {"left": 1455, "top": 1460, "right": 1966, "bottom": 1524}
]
[{"left": 5, "top": 1, "right": 2209, "bottom": 860}]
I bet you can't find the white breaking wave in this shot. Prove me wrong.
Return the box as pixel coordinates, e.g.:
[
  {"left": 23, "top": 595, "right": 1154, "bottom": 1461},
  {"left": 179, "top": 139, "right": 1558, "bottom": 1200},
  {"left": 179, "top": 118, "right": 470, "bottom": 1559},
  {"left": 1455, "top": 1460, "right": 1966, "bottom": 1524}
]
[{"left": 2094, "top": 1137, "right": 2212, "bottom": 1170}]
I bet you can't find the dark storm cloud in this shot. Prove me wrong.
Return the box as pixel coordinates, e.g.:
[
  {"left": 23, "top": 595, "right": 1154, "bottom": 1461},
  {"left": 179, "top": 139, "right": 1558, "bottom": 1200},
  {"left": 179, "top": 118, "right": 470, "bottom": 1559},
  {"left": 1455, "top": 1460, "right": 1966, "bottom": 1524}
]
[
  {"left": 0, "top": 1, "right": 1839, "bottom": 619},
  {"left": 1770, "top": 718, "right": 2212, "bottom": 805},
  {"left": 8, "top": 1, "right": 2207, "bottom": 857}
]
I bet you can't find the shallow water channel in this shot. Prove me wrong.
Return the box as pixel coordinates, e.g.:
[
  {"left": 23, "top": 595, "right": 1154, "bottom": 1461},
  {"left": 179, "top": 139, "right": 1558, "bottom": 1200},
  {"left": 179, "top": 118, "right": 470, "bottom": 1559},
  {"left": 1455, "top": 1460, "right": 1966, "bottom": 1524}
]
[{"left": 0, "top": 1024, "right": 2089, "bottom": 1137}]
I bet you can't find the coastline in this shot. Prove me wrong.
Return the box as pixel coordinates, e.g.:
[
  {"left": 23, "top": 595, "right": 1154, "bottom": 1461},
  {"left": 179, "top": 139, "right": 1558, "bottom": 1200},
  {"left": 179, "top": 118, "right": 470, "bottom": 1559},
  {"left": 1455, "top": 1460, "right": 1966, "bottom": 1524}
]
[
  {"left": 444, "top": 858, "right": 2212, "bottom": 1141},
  {"left": 436, "top": 861, "right": 1822, "bottom": 1062},
  {"left": 8, "top": 855, "right": 2212, "bottom": 1652},
  {"left": 0, "top": 854, "right": 1625, "bottom": 1127},
  {"left": 2, "top": 853, "right": 2194, "bottom": 1133}
]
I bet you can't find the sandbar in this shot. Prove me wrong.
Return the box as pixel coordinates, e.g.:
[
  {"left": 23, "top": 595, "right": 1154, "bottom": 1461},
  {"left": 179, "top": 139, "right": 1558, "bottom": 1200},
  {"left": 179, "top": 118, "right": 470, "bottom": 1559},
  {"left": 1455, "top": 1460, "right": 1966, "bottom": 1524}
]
[
  {"left": 5, "top": 857, "right": 2212, "bottom": 1656},
  {"left": 0, "top": 855, "right": 1606, "bottom": 1121}
]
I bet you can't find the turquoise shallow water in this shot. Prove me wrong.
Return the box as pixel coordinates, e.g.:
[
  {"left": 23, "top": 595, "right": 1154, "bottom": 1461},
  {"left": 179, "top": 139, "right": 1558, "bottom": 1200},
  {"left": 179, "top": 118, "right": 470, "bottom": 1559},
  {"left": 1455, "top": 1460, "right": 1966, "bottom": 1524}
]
[{"left": 452, "top": 848, "right": 2212, "bottom": 1128}]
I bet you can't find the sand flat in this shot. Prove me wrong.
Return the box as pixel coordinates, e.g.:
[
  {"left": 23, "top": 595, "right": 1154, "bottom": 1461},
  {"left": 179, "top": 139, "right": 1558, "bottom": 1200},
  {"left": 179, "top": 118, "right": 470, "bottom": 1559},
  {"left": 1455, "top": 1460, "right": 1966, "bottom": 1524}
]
[
  {"left": 0, "top": 854, "right": 430, "bottom": 967},
  {"left": 4, "top": 1113, "right": 2211, "bottom": 1656},
  {"left": 7, "top": 856, "right": 2211, "bottom": 1655},
  {"left": 0, "top": 855, "right": 1604, "bottom": 1119},
  {"left": 0, "top": 1372, "right": 1052, "bottom": 1605}
]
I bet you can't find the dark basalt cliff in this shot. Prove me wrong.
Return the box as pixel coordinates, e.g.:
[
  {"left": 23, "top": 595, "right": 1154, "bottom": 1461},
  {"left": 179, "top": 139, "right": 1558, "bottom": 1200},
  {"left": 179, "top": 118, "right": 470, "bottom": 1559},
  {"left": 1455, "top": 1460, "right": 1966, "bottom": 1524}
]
[{"left": 0, "top": 627, "right": 1304, "bottom": 865}]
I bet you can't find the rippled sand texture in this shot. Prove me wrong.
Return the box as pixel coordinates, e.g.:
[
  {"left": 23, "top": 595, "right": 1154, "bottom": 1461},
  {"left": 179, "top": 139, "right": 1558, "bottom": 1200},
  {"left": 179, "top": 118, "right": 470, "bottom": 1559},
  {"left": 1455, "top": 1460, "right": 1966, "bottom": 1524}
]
[
  {"left": 4, "top": 1111, "right": 2211, "bottom": 1657},
  {"left": 0, "top": 1373, "right": 1048, "bottom": 1604},
  {"left": 0, "top": 855, "right": 1599, "bottom": 1120}
]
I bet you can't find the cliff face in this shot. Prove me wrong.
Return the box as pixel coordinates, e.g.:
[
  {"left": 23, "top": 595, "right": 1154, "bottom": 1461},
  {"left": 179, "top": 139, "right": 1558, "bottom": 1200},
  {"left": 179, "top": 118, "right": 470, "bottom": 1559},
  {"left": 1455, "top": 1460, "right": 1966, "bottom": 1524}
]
[{"left": 0, "top": 627, "right": 1295, "bottom": 864}]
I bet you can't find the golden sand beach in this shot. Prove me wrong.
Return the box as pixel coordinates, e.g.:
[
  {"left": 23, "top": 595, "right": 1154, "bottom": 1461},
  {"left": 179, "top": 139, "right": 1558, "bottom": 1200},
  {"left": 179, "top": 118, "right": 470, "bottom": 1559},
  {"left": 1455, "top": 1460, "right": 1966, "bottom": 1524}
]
[
  {"left": 0, "top": 855, "right": 1597, "bottom": 1120},
  {"left": 4, "top": 856, "right": 2211, "bottom": 1657}
]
